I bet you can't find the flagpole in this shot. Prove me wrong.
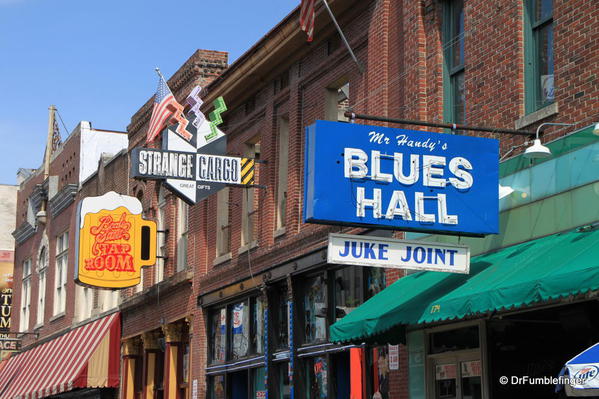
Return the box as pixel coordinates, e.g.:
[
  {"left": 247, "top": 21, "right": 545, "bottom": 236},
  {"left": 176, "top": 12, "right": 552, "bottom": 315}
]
[
  {"left": 320, "top": 0, "right": 364, "bottom": 73},
  {"left": 155, "top": 67, "right": 166, "bottom": 81}
]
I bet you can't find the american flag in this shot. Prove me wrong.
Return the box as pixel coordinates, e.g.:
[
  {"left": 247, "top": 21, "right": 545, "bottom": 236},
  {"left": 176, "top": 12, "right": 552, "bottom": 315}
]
[
  {"left": 146, "top": 73, "right": 180, "bottom": 143},
  {"left": 300, "top": 0, "right": 316, "bottom": 42}
]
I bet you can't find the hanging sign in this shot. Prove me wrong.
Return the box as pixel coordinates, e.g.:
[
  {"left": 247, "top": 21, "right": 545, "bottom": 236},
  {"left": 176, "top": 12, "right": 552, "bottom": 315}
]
[
  {"left": 304, "top": 121, "right": 499, "bottom": 236},
  {"left": 0, "top": 250, "right": 13, "bottom": 334},
  {"left": 75, "top": 191, "right": 157, "bottom": 289},
  {"left": 131, "top": 86, "right": 255, "bottom": 204},
  {"left": 328, "top": 233, "right": 470, "bottom": 274},
  {"left": 0, "top": 338, "right": 21, "bottom": 352}
]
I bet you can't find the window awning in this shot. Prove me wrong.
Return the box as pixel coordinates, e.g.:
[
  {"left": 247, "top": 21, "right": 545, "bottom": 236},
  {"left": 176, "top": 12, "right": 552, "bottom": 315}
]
[
  {"left": 0, "top": 312, "right": 120, "bottom": 399},
  {"left": 330, "top": 227, "right": 599, "bottom": 344}
]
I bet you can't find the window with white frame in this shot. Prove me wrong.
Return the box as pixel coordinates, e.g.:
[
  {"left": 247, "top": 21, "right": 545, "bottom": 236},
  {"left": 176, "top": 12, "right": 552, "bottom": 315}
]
[
  {"left": 20, "top": 259, "right": 32, "bottom": 332},
  {"left": 54, "top": 232, "right": 68, "bottom": 315},
  {"left": 36, "top": 247, "right": 48, "bottom": 326},
  {"left": 75, "top": 285, "right": 93, "bottom": 321},
  {"left": 176, "top": 199, "right": 188, "bottom": 272},
  {"left": 156, "top": 186, "right": 166, "bottom": 283}
]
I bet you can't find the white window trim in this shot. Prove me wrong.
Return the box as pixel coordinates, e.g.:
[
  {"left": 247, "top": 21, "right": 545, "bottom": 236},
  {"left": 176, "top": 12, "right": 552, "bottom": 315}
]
[
  {"left": 35, "top": 247, "right": 48, "bottom": 327},
  {"left": 20, "top": 259, "right": 32, "bottom": 332},
  {"left": 54, "top": 232, "right": 68, "bottom": 316}
]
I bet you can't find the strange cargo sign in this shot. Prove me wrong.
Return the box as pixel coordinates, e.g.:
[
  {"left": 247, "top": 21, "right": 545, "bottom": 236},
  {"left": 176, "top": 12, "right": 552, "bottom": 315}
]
[
  {"left": 131, "top": 86, "right": 255, "bottom": 205},
  {"left": 75, "top": 192, "right": 157, "bottom": 289},
  {"left": 328, "top": 233, "right": 470, "bottom": 274},
  {"left": 304, "top": 121, "right": 499, "bottom": 236}
]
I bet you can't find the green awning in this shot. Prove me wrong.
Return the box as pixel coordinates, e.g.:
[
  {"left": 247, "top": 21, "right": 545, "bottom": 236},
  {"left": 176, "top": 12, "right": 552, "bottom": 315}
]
[{"left": 330, "top": 226, "right": 599, "bottom": 344}]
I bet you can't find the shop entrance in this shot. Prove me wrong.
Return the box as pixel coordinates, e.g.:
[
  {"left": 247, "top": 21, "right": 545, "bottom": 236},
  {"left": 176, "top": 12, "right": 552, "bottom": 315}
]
[
  {"left": 431, "top": 354, "right": 483, "bottom": 399},
  {"left": 426, "top": 323, "right": 484, "bottom": 399}
]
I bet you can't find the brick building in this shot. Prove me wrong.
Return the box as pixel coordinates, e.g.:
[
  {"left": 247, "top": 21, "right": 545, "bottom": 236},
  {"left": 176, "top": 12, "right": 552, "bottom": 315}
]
[
  {"left": 118, "top": 49, "right": 228, "bottom": 399},
  {"left": 5, "top": 120, "right": 127, "bottom": 398},
  {"left": 188, "top": 0, "right": 598, "bottom": 398}
]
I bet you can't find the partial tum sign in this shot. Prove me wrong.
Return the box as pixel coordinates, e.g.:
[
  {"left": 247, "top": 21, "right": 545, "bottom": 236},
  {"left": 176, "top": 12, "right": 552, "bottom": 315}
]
[
  {"left": 304, "top": 121, "right": 499, "bottom": 236},
  {"left": 328, "top": 233, "right": 470, "bottom": 273},
  {"left": 75, "top": 192, "right": 157, "bottom": 289},
  {"left": 131, "top": 87, "right": 255, "bottom": 205}
]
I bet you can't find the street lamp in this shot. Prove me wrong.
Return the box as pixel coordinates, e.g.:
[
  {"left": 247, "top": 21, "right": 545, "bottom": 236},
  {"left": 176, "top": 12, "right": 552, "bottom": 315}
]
[{"left": 524, "top": 122, "right": 575, "bottom": 159}]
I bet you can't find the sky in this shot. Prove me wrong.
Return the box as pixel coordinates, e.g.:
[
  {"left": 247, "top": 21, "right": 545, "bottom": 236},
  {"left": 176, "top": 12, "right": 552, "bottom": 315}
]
[{"left": 0, "top": 0, "right": 298, "bottom": 185}]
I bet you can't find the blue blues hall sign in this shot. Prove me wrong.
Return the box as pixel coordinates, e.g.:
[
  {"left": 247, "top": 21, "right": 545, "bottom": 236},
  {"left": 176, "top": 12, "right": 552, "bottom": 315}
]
[{"left": 303, "top": 121, "right": 499, "bottom": 236}]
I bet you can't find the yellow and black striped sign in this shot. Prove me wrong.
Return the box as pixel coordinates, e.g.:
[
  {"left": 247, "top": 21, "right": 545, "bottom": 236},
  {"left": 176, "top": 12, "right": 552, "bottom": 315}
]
[{"left": 240, "top": 158, "right": 255, "bottom": 185}]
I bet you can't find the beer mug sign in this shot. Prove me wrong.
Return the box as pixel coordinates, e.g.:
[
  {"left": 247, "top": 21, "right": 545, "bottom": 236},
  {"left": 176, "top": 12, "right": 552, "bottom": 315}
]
[{"left": 75, "top": 192, "right": 157, "bottom": 289}]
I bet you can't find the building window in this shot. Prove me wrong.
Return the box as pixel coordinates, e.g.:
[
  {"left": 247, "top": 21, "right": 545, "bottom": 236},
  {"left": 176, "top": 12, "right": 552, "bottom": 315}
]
[
  {"left": 525, "top": 0, "right": 554, "bottom": 112},
  {"left": 305, "top": 356, "right": 328, "bottom": 398},
  {"left": 209, "top": 295, "right": 265, "bottom": 366},
  {"left": 276, "top": 116, "right": 289, "bottom": 232},
  {"left": 443, "top": 0, "right": 465, "bottom": 125},
  {"left": 156, "top": 186, "right": 166, "bottom": 283},
  {"left": 207, "top": 374, "right": 225, "bottom": 399},
  {"left": 303, "top": 274, "right": 327, "bottom": 344},
  {"left": 20, "top": 259, "right": 31, "bottom": 331},
  {"left": 241, "top": 140, "right": 260, "bottom": 247},
  {"left": 36, "top": 247, "right": 47, "bottom": 326},
  {"left": 274, "top": 284, "right": 289, "bottom": 349},
  {"left": 325, "top": 81, "right": 350, "bottom": 122},
  {"left": 75, "top": 286, "right": 93, "bottom": 321},
  {"left": 177, "top": 199, "right": 188, "bottom": 272},
  {"left": 230, "top": 300, "right": 250, "bottom": 360},
  {"left": 216, "top": 188, "right": 231, "bottom": 257},
  {"left": 210, "top": 307, "right": 227, "bottom": 364},
  {"left": 54, "top": 232, "right": 68, "bottom": 315}
]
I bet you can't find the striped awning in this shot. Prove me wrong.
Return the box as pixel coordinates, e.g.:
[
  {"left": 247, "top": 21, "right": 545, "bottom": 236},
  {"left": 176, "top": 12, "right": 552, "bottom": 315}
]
[{"left": 0, "top": 312, "right": 120, "bottom": 399}]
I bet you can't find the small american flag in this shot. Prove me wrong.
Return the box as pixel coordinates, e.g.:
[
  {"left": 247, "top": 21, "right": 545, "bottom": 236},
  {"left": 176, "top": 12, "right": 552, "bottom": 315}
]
[
  {"left": 146, "top": 73, "right": 180, "bottom": 143},
  {"left": 51, "top": 115, "right": 61, "bottom": 151},
  {"left": 300, "top": 0, "right": 316, "bottom": 42}
]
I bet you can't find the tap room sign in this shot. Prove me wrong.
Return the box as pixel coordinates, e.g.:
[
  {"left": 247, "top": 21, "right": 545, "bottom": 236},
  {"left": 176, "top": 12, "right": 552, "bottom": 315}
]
[
  {"left": 304, "top": 120, "right": 499, "bottom": 236},
  {"left": 75, "top": 192, "right": 157, "bottom": 289}
]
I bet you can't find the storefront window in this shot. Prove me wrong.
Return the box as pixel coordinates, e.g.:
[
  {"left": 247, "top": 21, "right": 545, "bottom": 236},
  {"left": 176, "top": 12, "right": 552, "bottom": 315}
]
[
  {"left": 366, "top": 267, "right": 386, "bottom": 300},
  {"left": 435, "top": 364, "right": 457, "bottom": 398},
  {"left": 430, "top": 326, "right": 479, "bottom": 354},
  {"left": 252, "top": 297, "right": 265, "bottom": 354},
  {"left": 306, "top": 356, "right": 328, "bottom": 399},
  {"left": 276, "top": 363, "right": 291, "bottom": 399},
  {"left": 274, "top": 285, "right": 289, "bottom": 349},
  {"left": 231, "top": 300, "right": 250, "bottom": 359},
  {"left": 210, "top": 308, "right": 227, "bottom": 363},
  {"left": 207, "top": 375, "right": 225, "bottom": 399},
  {"left": 304, "top": 275, "right": 327, "bottom": 343},
  {"left": 333, "top": 266, "right": 386, "bottom": 322},
  {"left": 334, "top": 268, "right": 362, "bottom": 321},
  {"left": 252, "top": 367, "right": 267, "bottom": 398}
]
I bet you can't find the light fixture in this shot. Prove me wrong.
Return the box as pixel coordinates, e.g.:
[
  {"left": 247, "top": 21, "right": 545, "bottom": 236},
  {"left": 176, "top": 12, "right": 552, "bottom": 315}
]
[
  {"left": 593, "top": 122, "right": 599, "bottom": 136},
  {"left": 499, "top": 184, "right": 514, "bottom": 199},
  {"left": 35, "top": 209, "right": 47, "bottom": 225},
  {"left": 524, "top": 122, "right": 575, "bottom": 159}
]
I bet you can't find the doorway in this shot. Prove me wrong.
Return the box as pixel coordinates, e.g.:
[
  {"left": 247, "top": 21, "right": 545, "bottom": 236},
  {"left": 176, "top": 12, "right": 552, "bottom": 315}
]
[{"left": 431, "top": 354, "right": 482, "bottom": 399}]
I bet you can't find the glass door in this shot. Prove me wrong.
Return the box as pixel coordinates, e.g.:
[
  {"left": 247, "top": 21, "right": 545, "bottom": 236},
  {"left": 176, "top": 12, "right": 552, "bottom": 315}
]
[{"left": 432, "top": 356, "right": 482, "bottom": 399}]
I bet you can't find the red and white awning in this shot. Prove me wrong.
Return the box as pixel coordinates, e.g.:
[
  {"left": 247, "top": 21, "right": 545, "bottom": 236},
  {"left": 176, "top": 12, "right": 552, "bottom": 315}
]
[{"left": 0, "top": 312, "right": 120, "bottom": 399}]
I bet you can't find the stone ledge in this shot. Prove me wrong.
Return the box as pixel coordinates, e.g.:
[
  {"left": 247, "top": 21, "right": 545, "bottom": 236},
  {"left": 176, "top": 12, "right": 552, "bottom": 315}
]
[{"left": 515, "top": 102, "right": 559, "bottom": 130}]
